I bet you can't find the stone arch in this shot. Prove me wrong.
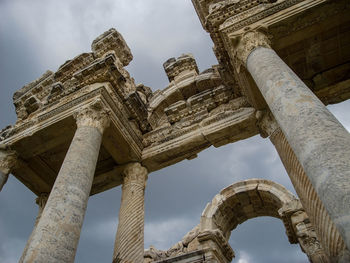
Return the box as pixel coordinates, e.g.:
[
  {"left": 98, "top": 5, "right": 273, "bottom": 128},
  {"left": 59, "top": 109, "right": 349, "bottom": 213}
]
[
  {"left": 145, "top": 179, "right": 328, "bottom": 263},
  {"left": 200, "top": 179, "right": 298, "bottom": 242}
]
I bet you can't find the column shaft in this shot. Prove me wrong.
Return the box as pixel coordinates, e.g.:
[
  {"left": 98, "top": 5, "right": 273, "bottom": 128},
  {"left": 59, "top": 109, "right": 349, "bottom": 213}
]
[
  {"left": 113, "top": 162, "right": 148, "bottom": 263},
  {"left": 270, "top": 128, "right": 345, "bottom": 260},
  {"left": 21, "top": 104, "right": 109, "bottom": 262},
  {"left": 246, "top": 46, "right": 350, "bottom": 251},
  {"left": 19, "top": 193, "right": 49, "bottom": 262}
]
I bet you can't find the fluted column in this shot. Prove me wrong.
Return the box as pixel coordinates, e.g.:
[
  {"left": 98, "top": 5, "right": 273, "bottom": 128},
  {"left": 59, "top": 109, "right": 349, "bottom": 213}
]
[
  {"left": 231, "top": 27, "right": 350, "bottom": 252},
  {"left": 20, "top": 193, "right": 49, "bottom": 261},
  {"left": 258, "top": 111, "right": 347, "bottom": 261},
  {"left": 0, "top": 149, "right": 17, "bottom": 191},
  {"left": 113, "top": 162, "right": 148, "bottom": 263},
  {"left": 21, "top": 101, "right": 110, "bottom": 263}
]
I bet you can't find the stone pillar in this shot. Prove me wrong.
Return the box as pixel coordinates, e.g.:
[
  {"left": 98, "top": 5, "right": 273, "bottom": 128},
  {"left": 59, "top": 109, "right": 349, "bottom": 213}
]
[
  {"left": 0, "top": 149, "right": 17, "bottom": 191},
  {"left": 20, "top": 102, "right": 110, "bottom": 263},
  {"left": 113, "top": 162, "right": 148, "bottom": 263},
  {"left": 258, "top": 111, "right": 347, "bottom": 261},
  {"left": 20, "top": 193, "right": 49, "bottom": 262},
  {"left": 231, "top": 27, "right": 350, "bottom": 252}
]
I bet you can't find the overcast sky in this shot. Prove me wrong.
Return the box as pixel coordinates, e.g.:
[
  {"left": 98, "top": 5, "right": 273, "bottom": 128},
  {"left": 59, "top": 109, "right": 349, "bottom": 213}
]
[{"left": 0, "top": 1, "right": 349, "bottom": 263}]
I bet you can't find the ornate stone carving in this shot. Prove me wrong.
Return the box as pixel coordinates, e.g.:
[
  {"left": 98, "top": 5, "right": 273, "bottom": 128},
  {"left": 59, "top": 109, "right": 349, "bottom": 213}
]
[
  {"left": 163, "top": 54, "right": 199, "bottom": 82},
  {"left": 91, "top": 28, "right": 133, "bottom": 66},
  {"left": 0, "top": 150, "right": 17, "bottom": 174},
  {"left": 144, "top": 225, "right": 201, "bottom": 261},
  {"left": 255, "top": 110, "right": 280, "bottom": 138},
  {"left": 74, "top": 100, "right": 111, "bottom": 134},
  {"left": 290, "top": 210, "right": 330, "bottom": 262},
  {"left": 123, "top": 162, "right": 148, "bottom": 187},
  {"left": 229, "top": 26, "right": 271, "bottom": 72},
  {"left": 13, "top": 70, "right": 54, "bottom": 122},
  {"left": 36, "top": 193, "right": 49, "bottom": 209}
]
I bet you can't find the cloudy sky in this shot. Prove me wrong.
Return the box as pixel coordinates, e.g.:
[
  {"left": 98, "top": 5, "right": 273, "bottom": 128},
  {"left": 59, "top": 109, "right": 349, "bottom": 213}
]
[{"left": 0, "top": 1, "right": 349, "bottom": 262}]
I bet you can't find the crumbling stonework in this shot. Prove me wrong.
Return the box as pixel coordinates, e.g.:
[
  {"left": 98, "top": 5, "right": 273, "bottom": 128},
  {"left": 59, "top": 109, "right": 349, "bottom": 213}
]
[{"left": 1, "top": 0, "right": 350, "bottom": 262}]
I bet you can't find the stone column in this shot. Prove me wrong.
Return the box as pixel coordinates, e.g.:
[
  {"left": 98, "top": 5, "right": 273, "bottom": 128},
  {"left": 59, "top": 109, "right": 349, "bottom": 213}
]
[
  {"left": 258, "top": 111, "right": 347, "bottom": 261},
  {"left": 231, "top": 27, "right": 350, "bottom": 252},
  {"left": 20, "top": 193, "right": 49, "bottom": 262},
  {"left": 20, "top": 101, "right": 110, "bottom": 263},
  {"left": 0, "top": 149, "right": 17, "bottom": 191},
  {"left": 113, "top": 162, "right": 148, "bottom": 263}
]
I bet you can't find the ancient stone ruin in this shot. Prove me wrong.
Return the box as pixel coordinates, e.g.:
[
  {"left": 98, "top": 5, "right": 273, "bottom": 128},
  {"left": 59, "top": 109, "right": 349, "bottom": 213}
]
[{"left": 1, "top": 0, "right": 350, "bottom": 262}]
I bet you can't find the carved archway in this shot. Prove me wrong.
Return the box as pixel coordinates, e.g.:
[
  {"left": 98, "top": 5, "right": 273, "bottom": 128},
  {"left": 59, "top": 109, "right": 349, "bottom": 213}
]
[
  {"left": 198, "top": 179, "right": 328, "bottom": 262},
  {"left": 145, "top": 179, "right": 328, "bottom": 263},
  {"left": 200, "top": 179, "right": 296, "bottom": 241}
]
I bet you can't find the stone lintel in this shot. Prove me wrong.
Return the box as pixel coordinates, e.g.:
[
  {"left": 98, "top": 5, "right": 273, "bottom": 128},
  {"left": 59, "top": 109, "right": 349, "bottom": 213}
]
[{"left": 142, "top": 107, "right": 258, "bottom": 172}]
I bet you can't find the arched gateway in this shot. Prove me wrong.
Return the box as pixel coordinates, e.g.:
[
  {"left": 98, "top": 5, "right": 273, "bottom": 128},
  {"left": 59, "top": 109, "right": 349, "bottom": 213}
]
[{"left": 145, "top": 179, "right": 328, "bottom": 263}]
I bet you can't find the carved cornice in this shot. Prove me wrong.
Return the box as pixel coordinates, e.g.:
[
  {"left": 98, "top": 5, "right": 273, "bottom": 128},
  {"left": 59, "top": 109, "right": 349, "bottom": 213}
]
[
  {"left": 229, "top": 26, "right": 271, "bottom": 72},
  {"left": 123, "top": 162, "right": 148, "bottom": 188},
  {"left": 0, "top": 150, "right": 17, "bottom": 174},
  {"left": 74, "top": 100, "right": 111, "bottom": 134}
]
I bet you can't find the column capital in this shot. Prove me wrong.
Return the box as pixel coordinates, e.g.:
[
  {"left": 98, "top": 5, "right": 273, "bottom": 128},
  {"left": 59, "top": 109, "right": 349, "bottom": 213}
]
[
  {"left": 35, "top": 193, "right": 49, "bottom": 208},
  {"left": 256, "top": 110, "right": 280, "bottom": 138},
  {"left": 74, "top": 100, "right": 110, "bottom": 134},
  {"left": 123, "top": 162, "right": 148, "bottom": 187},
  {"left": 230, "top": 26, "right": 272, "bottom": 72},
  {"left": 0, "top": 149, "right": 17, "bottom": 174}
]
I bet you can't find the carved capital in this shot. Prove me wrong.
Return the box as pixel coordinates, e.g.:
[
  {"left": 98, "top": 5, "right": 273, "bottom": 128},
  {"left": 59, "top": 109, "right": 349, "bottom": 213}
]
[
  {"left": 35, "top": 193, "right": 49, "bottom": 209},
  {"left": 123, "top": 162, "right": 148, "bottom": 188},
  {"left": 256, "top": 110, "right": 280, "bottom": 138},
  {"left": 74, "top": 100, "right": 110, "bottom": 134},
  {"left": 0, "top": 150, "right": 17, "bottom": 174},
  {"left": 230, "top": 26, "right": 272, "bottom": 72}
]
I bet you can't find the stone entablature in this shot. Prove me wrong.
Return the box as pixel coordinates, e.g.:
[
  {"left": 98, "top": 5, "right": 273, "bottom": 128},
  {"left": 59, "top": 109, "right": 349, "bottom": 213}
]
[
  {"left": 192, "top": 0, "right": 350, "bottom": 105},
  {"left": 5, "top": 28, "right": 144, "bottom": 137}
]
